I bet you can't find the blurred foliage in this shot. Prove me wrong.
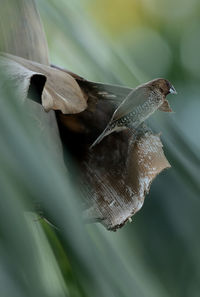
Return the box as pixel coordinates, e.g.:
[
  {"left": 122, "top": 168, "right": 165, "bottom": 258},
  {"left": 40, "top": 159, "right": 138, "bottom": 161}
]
[{"left": 1, "top": 0, "right": 200, "bottom": 296}]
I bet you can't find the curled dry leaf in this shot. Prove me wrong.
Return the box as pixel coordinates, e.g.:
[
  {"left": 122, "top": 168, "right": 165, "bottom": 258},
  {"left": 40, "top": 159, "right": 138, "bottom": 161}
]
[
  {"left": 0, "top": 53, "right": 87, "bottom": 114},
  {"left": 82, "top": 130, "right": 170, "bottom": 231},
  {"left": 56, "top": 67, "right": 172, "bottom": 231}
]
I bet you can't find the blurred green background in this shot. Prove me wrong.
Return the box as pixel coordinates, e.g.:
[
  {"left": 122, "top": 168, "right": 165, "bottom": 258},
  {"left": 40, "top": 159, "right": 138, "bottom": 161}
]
[{"left": 1, "top": 0, "right": 200, "bottom": 296}]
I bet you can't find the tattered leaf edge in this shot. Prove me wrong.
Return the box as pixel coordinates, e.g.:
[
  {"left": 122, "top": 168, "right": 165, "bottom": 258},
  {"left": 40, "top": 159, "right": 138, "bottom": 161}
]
[{"left": 0, "top": 52, "right": 87, "bottom": 114}]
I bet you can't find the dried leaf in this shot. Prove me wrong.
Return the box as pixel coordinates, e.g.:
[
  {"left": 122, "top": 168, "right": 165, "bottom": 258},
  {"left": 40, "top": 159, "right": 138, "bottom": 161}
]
[
  {"left": 79, "top": 129, "right": 170, "bottom": 231},
  {"left": 56, "top": 72, "right": 171, "bottom": 230},
  {"left": 0, "top": 53, "right": 87, "bottom": 114}
]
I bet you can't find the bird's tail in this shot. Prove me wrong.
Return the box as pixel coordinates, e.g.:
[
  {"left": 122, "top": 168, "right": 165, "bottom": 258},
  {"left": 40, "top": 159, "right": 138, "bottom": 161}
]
[{"left": 89, "top": 125, "right": 111, "bottom": 150}]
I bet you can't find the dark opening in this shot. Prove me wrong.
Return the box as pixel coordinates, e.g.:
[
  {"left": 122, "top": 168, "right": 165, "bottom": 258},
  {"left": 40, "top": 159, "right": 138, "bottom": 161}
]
[{"left": 27, "top": 74, "right": 46, "bottom": 104}]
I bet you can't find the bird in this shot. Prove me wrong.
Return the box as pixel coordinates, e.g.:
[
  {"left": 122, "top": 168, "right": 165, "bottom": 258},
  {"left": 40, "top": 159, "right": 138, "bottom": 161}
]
[{"left": 90, "top": 78, "right": 177, "bottom": 149}]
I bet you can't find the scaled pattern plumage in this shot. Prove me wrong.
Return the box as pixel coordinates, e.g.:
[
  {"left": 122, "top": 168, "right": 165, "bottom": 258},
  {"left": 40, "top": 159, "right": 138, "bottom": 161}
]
[{"left": 90, "top": 78, "right": 176, "bottom": 149}]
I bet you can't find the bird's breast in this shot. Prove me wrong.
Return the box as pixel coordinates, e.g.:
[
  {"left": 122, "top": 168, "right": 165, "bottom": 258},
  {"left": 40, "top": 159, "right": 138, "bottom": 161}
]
[{"left": 126, "top": 92, "right": 163, "bottom": 126}]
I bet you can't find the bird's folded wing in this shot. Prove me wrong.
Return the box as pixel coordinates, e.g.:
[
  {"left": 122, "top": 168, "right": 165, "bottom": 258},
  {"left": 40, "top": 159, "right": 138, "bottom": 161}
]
[{"left": 112, "top": 86, "right": 150, "bottom": 121}]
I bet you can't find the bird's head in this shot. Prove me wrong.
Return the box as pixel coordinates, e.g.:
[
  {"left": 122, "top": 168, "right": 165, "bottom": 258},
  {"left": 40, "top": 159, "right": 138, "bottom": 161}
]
[{"left": 148, "top": 78, "right": 177, "bottom": 96}]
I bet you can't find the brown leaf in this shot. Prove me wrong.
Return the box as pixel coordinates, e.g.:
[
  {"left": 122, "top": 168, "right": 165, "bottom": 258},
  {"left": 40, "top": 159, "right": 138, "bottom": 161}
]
[
  {"left": 79, "top": 129, "right": 170, "bottom": 231},
  {"left": 0, "top": 53, "right": 87, "bottom": 114},
  {"left": 56, "top": 74, "right": 171, "bottom": 231}
]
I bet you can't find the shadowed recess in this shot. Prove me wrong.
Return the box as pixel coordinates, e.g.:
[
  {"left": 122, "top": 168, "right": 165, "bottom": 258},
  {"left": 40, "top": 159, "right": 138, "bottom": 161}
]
[{"left": 27, "top": 74, "right": 47, "bottom": 104}]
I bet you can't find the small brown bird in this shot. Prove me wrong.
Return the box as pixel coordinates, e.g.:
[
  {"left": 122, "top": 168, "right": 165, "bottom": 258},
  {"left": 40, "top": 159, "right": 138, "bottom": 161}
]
[{"left": 90, "top": 78, "right": 177, "bottom": 149}]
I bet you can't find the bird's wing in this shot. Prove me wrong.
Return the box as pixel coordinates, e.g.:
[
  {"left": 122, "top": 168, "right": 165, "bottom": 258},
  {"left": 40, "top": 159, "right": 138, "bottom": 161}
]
[{"left": 111, "top": 86, "right": 150, "bottom": 122}]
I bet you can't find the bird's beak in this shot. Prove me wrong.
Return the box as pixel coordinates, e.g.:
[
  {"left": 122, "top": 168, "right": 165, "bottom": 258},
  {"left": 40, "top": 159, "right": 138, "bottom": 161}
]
[{"left": 169, "top": 85, "right": 177, "bottom": 94}]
